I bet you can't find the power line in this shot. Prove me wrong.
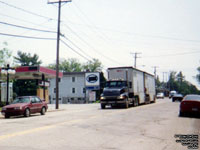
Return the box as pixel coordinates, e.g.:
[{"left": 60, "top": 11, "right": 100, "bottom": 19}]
[
  {"left": 62, "top": 23, "right": 124, "bottom": 66},
  {"left": 143, "top": 51, "right": 200, "bottom": 58},
  {"left": 61, "top": 34, "right": 94, "bottom": 60},
  {"left": 0, "top": 32, "right": 56, "bottom": 40},
  {"left": 60, "top": 39, "right": 91, "bottom": 61},
  {"left": 0, "top": 21, "right": 57, "bottom": 33},
  {"left": 0, "top": 1, "right": 56, "bottom": 21}
]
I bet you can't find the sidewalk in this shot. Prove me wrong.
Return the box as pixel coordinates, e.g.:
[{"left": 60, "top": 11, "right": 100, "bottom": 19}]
[{"left": 47, "top": 104, "right": 66, "bottom": 112}]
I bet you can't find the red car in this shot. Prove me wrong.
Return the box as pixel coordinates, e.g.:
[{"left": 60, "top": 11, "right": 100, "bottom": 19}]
[
  {"left": 1, "top": 96, "right": 48, "bottom": 118},
  {"left": 179, "top": 94, "right": 200, "bottom": 117}
]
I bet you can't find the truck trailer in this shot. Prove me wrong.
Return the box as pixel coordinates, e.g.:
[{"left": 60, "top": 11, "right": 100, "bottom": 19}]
[{"left": 100, "top": 67, "right": 156, "bottom": 109}]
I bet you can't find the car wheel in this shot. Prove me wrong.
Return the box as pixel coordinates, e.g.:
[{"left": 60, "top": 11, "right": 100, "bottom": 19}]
[
  {"left": 179, "top": 111, "right": 184, "bottom": 117},
  {"left": 41, "top": 107, "right": 46, "bottom": 115},
  {"left": 5, "top": 114, "right": 10, "bottom": 119},
  {"left": 24, "top": 108, "right": 30, "bottom": 117}
]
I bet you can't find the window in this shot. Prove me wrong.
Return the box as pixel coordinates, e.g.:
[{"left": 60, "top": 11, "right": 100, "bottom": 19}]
[
  {"left": 72, "top": 77, "right": 75, "bottom": 82},
  {"left": 83, "top": 88, "right": 86, "bottom": 93},
  {"left": 72, "top": 88, "right": 76, "bottom": 94}
]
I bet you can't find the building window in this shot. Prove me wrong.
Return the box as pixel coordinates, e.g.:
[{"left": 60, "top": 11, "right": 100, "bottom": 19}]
[
  {"left": 72, "top": 77, "right": 75, "bottom": 82},
  {"left": 72, "top": 88, "right": 75, "bottom": 93},
  {"left": 83, "top": 88, "right": 86, "bottom": 93}
]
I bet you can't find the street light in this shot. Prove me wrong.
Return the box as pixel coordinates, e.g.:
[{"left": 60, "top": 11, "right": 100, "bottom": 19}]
[{"left": 1, "top": 64, "right": 16, "bottom": 105}]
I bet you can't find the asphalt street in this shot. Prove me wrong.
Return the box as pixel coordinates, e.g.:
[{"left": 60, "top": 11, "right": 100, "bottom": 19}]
[{"left": 0, "top": 98, "right": 199, "bottom": 150}]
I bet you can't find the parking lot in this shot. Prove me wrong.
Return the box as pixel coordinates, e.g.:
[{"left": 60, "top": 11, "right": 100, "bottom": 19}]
[{"left": 0, "top": 98, "right": 199, "bottom": 150}]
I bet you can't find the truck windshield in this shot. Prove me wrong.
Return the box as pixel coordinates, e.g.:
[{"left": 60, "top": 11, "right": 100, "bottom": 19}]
[{"left": 105, "top": 81, "right": 127, "bottom": 88}]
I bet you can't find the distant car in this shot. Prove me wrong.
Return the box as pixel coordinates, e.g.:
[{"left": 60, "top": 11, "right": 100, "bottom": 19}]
[
  {"left": 179, "top": 94, "right": 200, "bottom": 117},
  {"left": 169, "top": 91, "right": 177, "bottom": 98},
  {"left": 172, "top": 94, "right": 183, "bottom": 102},
  {"left": 156, "top": 93, "right": 164, "bottom": 99},
  {"left": 1, "top": 96, "right": 48, "bottom": 118}
]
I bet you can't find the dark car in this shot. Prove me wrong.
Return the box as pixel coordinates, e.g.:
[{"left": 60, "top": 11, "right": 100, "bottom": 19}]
[
  {"left": 179, "top": 94, "right": 200, "bottom": 117},
  {"left": 1, "top": 96, "right": 48, "bottom": 118},
  {"left": 172, "top": 94, "right": 183, "bottom": 102}
]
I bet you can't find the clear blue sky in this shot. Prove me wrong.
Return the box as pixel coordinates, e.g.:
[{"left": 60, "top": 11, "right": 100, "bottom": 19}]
[{"left": 0, "top": 0, "right": 200, "bottom": 88}]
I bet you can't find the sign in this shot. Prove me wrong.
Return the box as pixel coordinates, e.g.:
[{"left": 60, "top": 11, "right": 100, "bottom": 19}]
[
  {"left": 85, "top": 72, "right": 100, "bottom": 87},
  {"left": 89, "top": 91, "right": 96, "bottom": 102},
  {"left": 39, "top": 81, "right": 50, "bottom": 87}
]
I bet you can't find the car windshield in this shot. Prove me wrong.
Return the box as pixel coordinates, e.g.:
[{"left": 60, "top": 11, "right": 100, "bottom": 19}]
[
  {"left": 105, "top": 81, "right": 127, "bottom": 88},
  {"left": 184, "top": 95, "right": 200, "bottom": 101},
  {"left": 12, "top": 97, "right": 30, "bottom": 104}
]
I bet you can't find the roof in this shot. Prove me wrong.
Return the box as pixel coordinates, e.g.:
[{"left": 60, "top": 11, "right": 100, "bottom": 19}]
[
  {"left": 107, "top": 66, "right": 154, "bottom": 77},
  {"left": 0, "top": 66, "right": 63, "bottom": 80}
]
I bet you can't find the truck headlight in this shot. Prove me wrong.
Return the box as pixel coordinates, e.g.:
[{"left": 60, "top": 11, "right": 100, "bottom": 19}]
[
  {"left": 118, "top": 94, "right": 126, "bottom": 99},
  {"left": 100, "top": 96, "right": 105, "bottom": 100}
]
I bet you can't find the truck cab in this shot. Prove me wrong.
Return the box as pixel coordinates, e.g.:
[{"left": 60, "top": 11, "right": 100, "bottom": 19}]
[{"left": 100, "top": 80, "right": 132, "bottom": 109}]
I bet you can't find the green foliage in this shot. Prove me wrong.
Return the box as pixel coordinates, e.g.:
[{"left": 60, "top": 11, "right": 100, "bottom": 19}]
[
  {"left": 0, "top": 42, "right": 12, "bottom": 67},
  {"left": 167, "top": 71, "right": 200, "bottom": 95},
  {"left": 196, "top": 66, "right": 200, "bottom": 85},
  {"left": 83, "top": 58, "right": 103, "bottom": 72},
  {"left": 48, "top": 58, "right": 103, "bottom": 72},
  {"left": 14, "top": 51, "right": 42, "bottom": 66}
]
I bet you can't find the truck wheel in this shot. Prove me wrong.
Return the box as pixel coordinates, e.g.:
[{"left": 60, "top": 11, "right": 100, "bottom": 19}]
[
  {"left": 134, "top": 98, "right": 139, "bottom": 107},
  {"left": 101, "top": 104, "right": 106, "bottom": 109},
  {"left": 125, "top": 99, "right": 129, "bottom": 108}
]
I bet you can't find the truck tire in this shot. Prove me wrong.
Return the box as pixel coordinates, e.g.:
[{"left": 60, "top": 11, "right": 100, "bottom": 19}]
[
  {"left": 134, "top": 97, "right": 139, "bottom": 107},
  {"left": 125, "top": 99, "right": 129, "bottom": 108},
  {"left": 101, "top": 104, "right": 106, "bottom": 109}
]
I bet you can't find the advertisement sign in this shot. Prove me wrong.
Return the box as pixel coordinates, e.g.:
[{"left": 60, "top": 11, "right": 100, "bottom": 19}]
[{"left": 85, "top": 72, "right": 100, "bottom": 88}]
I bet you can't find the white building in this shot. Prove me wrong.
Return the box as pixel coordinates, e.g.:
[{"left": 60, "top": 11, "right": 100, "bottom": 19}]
[{"left": 49, "top": 72, "right": 87, "bottom": 104}]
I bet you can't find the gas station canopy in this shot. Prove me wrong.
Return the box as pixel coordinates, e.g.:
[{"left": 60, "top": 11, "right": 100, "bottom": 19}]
[{"left": 0, "top": 66, "right": 63, "bottom": 80}]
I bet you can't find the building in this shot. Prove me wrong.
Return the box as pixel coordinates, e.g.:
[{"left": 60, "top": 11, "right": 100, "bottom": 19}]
[{"left": 49, "top": 72, "right": 87, "bottom": 104}]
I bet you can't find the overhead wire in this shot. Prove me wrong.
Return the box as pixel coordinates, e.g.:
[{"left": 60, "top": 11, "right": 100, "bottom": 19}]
[
  {"left": 0, "top": 32, "right": 56, "bottom": 40},
  {"left": 60, "top": 39, "right": 91, "bottom": 61},
  {"left": 0, "top": 21, "right": 57, "bottom": 33}
]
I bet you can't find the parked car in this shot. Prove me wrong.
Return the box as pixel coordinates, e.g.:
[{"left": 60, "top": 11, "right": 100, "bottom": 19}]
[
  {"left": 179, "top": 94, "right": 200, "bottom": 117},
  {"left": 172, "top": 94, "right": 183, "bottom": 102},
  {"left": 169, "top": 91, "right": 177, "bottom": 98},
  {"left": 156, "top": 93, "right": 164, "bottom": 99},
  {"left": 1, "top": 96, "right": 48, "bottom": 118}
]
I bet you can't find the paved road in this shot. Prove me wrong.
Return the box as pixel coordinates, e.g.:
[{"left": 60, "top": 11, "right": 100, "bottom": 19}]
[{"left": 0, "top": 98, "right": 199, "bottom": 150}]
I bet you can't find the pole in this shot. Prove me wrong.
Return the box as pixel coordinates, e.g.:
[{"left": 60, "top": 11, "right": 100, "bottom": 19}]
[
  {"left": 55, "top": 0, "right": 61, "bottom": 109},
  {"left": 130, "top": 52, "right": 141, "bottom": 68},
  {"left": 6, "top": 64, "right": 9, "bottom": 105}
]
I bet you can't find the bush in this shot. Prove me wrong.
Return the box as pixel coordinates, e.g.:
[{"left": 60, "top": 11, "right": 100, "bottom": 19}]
[{"left": 0, "top": 101, "right": 6, "bottom": 107}]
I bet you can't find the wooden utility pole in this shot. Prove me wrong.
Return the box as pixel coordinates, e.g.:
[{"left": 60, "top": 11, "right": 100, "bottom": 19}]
[
  {"left": 48, "top": 0, "right": 71, "bottom": 109},
  {"left": 130, "top": 52, "right": 141, "bottom": 68}
]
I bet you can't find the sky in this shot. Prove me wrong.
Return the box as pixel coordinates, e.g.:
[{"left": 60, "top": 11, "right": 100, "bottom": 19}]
[{"left": 0, "top": 0, "right": 200, "bottom": 89}]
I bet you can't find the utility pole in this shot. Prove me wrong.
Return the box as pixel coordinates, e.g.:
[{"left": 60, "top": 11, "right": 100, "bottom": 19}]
[
  {"left": 130, "top": 52, "right": 141, "bottom": 68},
  {"left": 48, "top": 0, "right": 71, "bottom": 109},
  {"left": 152, "top": 66, "right": 159, "bottom": 78}
]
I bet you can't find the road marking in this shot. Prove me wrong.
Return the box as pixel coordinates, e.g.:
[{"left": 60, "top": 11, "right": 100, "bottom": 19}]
[{"left": 0, "top": 101, "right": 165, "bottom": 141}]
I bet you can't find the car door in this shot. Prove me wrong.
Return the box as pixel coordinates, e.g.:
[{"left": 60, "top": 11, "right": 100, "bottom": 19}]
[
  {"left": 30, "top": 97, "right": 37, "bottom": 113},
  {"left": 34, "top": 97, "right": 43, "bottom": 113}
]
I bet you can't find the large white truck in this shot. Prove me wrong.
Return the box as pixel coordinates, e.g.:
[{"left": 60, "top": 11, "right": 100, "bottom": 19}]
[{"left": 100, "top": 67, "right": 156, "bottom": 109}]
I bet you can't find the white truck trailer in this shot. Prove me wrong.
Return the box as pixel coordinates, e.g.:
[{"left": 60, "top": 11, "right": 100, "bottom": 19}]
[{"left": 100, "top": 67, "right": 156, "bottom": 109}]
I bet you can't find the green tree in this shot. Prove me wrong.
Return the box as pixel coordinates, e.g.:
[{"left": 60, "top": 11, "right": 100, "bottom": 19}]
[
  {"left": 83, "top": 58, "right": 103, "bottom": 72},
  {"left": 196, "top": 66, "right": 200, "bottom": 85},
  {"left": 14, "top": 51, "right": 42, "bottom": 66},
  {"left": 0, "top": 42, "right": 12, "bottom": 67},
  {"left": 48, "top": 58, "right": 82, "bottom": 72}
]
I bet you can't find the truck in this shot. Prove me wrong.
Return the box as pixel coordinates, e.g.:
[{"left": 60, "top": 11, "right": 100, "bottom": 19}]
[{"left": 100, "top": 67, "right": 156, "bottom": 109}]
